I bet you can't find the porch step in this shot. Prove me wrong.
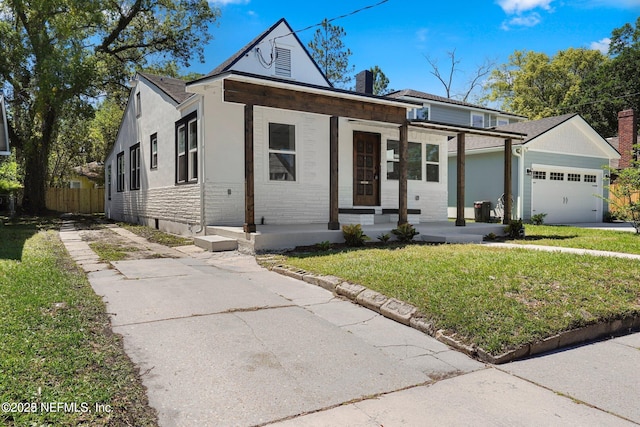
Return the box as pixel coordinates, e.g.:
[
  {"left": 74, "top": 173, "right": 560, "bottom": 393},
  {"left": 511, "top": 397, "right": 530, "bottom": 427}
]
[
  {"left": 194, "top": 235, "right": 238, "bottom": 252},
  {"left": 421, "top": 234, "right": 485, "bottom": 244}
]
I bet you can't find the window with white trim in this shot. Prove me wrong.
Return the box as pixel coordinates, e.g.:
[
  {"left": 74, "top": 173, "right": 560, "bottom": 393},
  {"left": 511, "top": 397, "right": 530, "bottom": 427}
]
[
  {"left": 471, "top": 113, "right": 484, "bottom": 128},
  {"left": 533, "top": 171, "right": 546, "bottom": 180},
  {"left": 130, "top": 143, "right": 140, "bottom": 190},
  {"left": 425, "top": 144, "right": 439, "bottom": 182},
  {"left": 568, "top": 173, "right": 581, "bottom": 182},
  {"left": 497, "top": 118, "right": 509, "bottom": 126},
  {"left": 135, "top": 92, "right": 141, "bottom": 117},
  {"left": 150, "top": 133, "right": 158, "bottom": 169},
  {"left": 584, "top": 174, "right": 597, "bottom": 183},
  {"left": 175, "top": 112, "right": 197, "bottom": 184},
  {"left": 386, "top": 140, "right": 422, "bottom": 180},
  {"left": 269, "top": 123, "right": 296, "bottom": 181},
  {"left": 409, "top": 106, "right": 429, "bottom": 120},
  {"left": 116, "top": 152, "right": 125, "bottom": 192},
  {"left": 275, "top": 47, "right": 291, "bottom": 77}
]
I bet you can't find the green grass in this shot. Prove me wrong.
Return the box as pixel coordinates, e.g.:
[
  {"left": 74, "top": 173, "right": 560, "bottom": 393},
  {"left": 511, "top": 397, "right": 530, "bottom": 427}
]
[
  {"left": 119, "top": 223, "right": 193, "bottom": 247},
  {"left": 0, "top": 222, "right": 157, "bottom": 426},
  {"left": 510, "top": 224, "right": 640, "bottom": 254},
  {"left": 89, "top": 241, "right": 139, "bottom": 261},
  {"left": 278, "top": 244, "right": 640, "bottom": 354}
]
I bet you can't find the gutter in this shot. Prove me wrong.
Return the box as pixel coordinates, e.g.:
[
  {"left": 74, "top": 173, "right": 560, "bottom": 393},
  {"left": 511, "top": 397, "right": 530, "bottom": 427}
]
[
  {"left": 512, "top": 146, "right": 526, "bottom": 220},
  {"left": 191, "top": 96, "right": 205, "bottom": 234}
]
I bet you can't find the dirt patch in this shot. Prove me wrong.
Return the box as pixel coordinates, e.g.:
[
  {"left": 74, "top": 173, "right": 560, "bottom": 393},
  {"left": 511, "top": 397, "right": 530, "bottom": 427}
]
[{"left": 80, "top": 228, "right": 169, "bottom": 261}]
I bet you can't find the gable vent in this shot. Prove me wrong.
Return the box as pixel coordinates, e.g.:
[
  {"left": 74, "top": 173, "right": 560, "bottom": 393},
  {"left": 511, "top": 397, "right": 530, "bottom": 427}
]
[{"left": 275, "top": 47, "right": 291, "bottom": 77}]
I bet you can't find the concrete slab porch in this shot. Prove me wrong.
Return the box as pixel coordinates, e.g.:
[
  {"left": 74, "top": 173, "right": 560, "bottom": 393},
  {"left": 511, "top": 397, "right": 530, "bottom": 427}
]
[{"left": 206, "top": 221, "right": 507, "bottom": 252}]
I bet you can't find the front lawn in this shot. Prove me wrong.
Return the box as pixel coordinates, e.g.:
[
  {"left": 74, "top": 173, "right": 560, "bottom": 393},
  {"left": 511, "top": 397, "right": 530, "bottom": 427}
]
[
  {"left": 0, "top": 219, "right": 157, "bottom": 426},
  {"left": 507, "top": 224, "right": 640, "bottom": 254},
  {"left": 278, "top": 244, "right": 640, "bottom": 354}
]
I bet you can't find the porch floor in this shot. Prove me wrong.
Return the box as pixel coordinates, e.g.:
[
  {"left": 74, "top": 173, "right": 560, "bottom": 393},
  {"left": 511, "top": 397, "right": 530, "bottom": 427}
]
[{"left": 205, "top": 221, "right": 506, "bottom": 253}]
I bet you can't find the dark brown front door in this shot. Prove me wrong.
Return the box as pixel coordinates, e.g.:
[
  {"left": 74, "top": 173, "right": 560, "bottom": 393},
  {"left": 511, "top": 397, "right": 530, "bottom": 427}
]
[{"left": 353, "top": 132, "right": 380, "bottom": 206}]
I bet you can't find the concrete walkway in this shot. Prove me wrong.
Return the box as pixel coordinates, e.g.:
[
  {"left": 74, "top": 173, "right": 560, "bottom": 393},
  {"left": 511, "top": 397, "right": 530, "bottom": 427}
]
[{"left": 59, "top": 223, "right": 640, "bottom": 426}]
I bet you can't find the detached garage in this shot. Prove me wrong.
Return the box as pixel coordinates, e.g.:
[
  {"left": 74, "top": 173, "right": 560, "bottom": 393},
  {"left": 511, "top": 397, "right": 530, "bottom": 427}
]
[{"left": 448, "top": 113, "right": 620, "bottom": 224}]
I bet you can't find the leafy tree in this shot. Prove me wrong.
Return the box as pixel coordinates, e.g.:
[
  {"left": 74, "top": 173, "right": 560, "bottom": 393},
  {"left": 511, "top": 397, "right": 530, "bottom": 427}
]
[
  {"left": 425, "top": 49, "right": 495, "bottom": 102},
  {"left": 571, "top": 17, "right": 640, "bottom": 137},
  {"left": 370, "top": 65, "right": 392, "bottom": 95},
  {"left": 0, "top": 0, "right": 219, "bottom": 213},
  {"left": 482, "top": 48, "right": 606, "bottom": 119},
  {"left": 606, "top": 150, "right": 640, "bottom": 234},
  {"left": 308, "top": 19, "right": 355, "bottom": 88}
]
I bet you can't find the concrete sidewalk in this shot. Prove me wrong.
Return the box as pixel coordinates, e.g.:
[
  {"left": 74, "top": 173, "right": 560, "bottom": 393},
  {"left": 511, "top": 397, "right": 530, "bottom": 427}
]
[{"left": 59, "top": 223, "right": 639, "bottom": 426}]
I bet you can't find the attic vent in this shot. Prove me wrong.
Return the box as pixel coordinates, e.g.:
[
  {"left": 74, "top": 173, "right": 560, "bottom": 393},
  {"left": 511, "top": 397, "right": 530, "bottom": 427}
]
[{"left": 275, "top": 47, "right": 291, "bottom": 77}]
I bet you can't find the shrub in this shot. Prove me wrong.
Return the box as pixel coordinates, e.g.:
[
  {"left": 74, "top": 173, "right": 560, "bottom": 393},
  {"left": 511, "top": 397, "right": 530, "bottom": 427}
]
[
  {"left": 391, "top": 223, "right": 419, "bottom": 243},
  {"left": 530, "top": 213, "right": 547, "bottom": 225},
  {"left": 342, "top": 224, "right": 369, "bottom": 247},
  {"left": 377, "top": 233, "right": 391, "bottom": 244},
  {"left": 484, "top": 232, "right": 497, "bottom": 241},
  {"left": 505, "top": 219, "right": 525, "bottom": 239},
  {"left": 315, "top": 240, "right": 332, "bottom": 251}
]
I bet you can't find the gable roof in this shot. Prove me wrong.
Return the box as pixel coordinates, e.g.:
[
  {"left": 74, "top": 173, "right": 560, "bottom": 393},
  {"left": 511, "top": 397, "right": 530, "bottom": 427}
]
[
  {"left": 138, "top": 72, "right": 194, "bottom": 104},
  {"left": 447, "top": 113, "right": 578, "bottom": 152},
  {"left": 205, "top": 18, "right": 331, "bottom": 87},
  {"left": 387, "top": 89, "right": 525, "bottom": 118}
]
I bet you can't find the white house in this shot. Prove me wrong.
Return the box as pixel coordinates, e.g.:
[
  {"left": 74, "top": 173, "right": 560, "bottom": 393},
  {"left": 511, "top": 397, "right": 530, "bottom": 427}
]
[
  {"left": 105, "top": 18, "right": 522, "bottom": 249},
  {"left": 447, "top": 114, "right": 620, "bottom": 224}
]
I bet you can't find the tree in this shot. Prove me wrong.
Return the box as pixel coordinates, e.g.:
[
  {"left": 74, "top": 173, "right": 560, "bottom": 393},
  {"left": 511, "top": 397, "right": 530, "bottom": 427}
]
[
  {"left": 606, "top": 151, "right": 640, "bottom": 234},
  {"left": 425, "top": 49, "right": 495, "bottom": 102},
  {"left": 0, "top": 0, "right": 219, "bottom": 213},
  {"left": 369, "top": 65, "right": 392, "bottom": 96},
  {"left": 570, "top": 17, "right": 640, "bottom": 137},
  {"left": 482, "top": 48, "right": 606, "bottom": 120},
  {"left": 308, "top": 19, "right": 355, "bottom": 88}
]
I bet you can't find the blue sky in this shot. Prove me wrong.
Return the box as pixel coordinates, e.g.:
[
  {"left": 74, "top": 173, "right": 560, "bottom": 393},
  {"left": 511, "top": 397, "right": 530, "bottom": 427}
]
[{"left": 186, "top": 0, "right": 640, "bottom": 98}]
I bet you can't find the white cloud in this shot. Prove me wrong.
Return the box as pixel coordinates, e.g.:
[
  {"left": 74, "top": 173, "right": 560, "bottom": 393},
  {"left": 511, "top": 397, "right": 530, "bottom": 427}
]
[
  {"left": 590, "top": 37, "right": 611, "bottom": 54},
  {"left": 209, "top": 0, "right": 249, "bottom": 5},
  {"left": 497, "top": 0, "right": 553, "bottom": 14},
  {"left": 415, "top": 28, "right": 429, "bottom": 43},
  {"left": 501, "top": 12, "right": 542, "bottom": 30}
]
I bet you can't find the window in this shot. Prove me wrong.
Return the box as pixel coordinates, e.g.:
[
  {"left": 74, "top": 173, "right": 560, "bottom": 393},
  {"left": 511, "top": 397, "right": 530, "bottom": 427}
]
[
  {"left": 135, "top": 92, "right": 141, "bottom": 117},
  {"left": 550, "top": 172, "right": 564, "bottom": 181},
  {"left": 409, "top": 106, "right": 429, "bottom": 120},
  {"left": 130, "top": 143, "right": 140, "bottom": 190},
  {"left": 426, "top": 144, "right": 439, "bottom": 182},
  {"left": 275, "top": 47, "right": 291, "bottom": 77},
  {"left": 175, "top": 112, "right": 197, "bottom": 184},
  {"left": 568, "top": 173, "right": 581, "bottom": 182},
  {"left": 497, "top": 118, "right": 509, "bottom": 126},
  {"left": 150, "top": 133, "right": 158, "bottom": 169},
  {"left": 386, "top": 140, "right": 421, "bottom": 180},
  {"left": 471, "top": 113, "right": 484, "bottom": 128},
  {"left": 533, "top": 171, "right": 546, "bottom": 180},
  {"left": 188, "top": 120, "right": 198, "bottom": 180},
  {"left": 116, "top": 152, "right": 125, "bottom": 192},
  {"left": 107, "top": 165, "right": 112, "bottom": 200},
  {"left": 584, "top": 174, "right": 597, "bottom": 183},
  {"left": 269, "top": 123, "right": 296, "bottom": 181}
]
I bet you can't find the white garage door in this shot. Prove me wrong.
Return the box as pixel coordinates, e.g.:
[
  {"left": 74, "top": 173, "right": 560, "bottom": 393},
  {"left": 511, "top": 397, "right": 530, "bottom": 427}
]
[{"left": 531, "top": 165, "right": 602, "bottom": 224}]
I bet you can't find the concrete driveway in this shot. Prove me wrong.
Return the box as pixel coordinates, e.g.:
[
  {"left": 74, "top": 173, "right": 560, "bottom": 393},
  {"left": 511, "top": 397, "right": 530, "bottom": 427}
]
[{"left": 60, "top": 226, "right": 639, "bottom": 426}]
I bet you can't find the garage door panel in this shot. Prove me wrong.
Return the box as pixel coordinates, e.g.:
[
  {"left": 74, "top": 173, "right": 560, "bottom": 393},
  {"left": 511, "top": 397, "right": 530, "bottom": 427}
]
[{"left": 531, "top": 166, "right": 602, "bottom": 224}]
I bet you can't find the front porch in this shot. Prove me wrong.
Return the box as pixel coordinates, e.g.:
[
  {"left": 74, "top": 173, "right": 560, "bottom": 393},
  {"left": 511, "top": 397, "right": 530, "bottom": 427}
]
[{"left": 199, "top": 221, "right": 507, "bottom": 253}]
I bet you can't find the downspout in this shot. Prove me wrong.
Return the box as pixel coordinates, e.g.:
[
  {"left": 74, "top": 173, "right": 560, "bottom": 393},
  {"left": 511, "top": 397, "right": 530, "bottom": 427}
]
[
  {"left": 512, "top": 146, "right": 525, "bottom": 220},
  {"left": 193, "top": 95, "right": 205, "bottom": 234}
]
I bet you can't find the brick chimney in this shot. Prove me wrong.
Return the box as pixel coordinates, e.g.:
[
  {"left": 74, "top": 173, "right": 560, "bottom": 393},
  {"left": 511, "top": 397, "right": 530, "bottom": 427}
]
[
  {"left": 355, "top": 70, "right": 373, "bottom": 95},
  {"left": 618, "top": 109, "right": 638, "bottom": 169}
]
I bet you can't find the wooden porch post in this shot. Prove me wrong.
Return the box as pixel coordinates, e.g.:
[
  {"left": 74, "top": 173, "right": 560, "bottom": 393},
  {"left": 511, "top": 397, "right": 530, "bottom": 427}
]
[
  {"left": 398, "top": 121, "right": 408, "bottom": 225},
  {"left": 244, "top": 104, "right": 256, "bottom": 233},
  {"left": 456, "top": 133, "right": 466, "bottom": 226},
  {"left": 503, "top": 138, "right": 513, "bottom": 225},
  {"left": 328, "top": 116, "right": 340, "bottom": 230}
]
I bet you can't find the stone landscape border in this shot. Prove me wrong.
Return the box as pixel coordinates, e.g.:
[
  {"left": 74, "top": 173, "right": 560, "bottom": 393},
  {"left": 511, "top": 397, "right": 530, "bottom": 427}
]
[{"left": 260, "top": 258, "right": 640, "bottom": 364}]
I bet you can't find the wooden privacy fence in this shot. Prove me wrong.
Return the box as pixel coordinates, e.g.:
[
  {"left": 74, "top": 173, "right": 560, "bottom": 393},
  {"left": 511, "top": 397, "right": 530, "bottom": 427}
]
[
  {"left": 46, "top": 187, "right": 105, "bottom": 214},
  {"left": 608, "top": 182, "right": 640, "bottom": 211}
]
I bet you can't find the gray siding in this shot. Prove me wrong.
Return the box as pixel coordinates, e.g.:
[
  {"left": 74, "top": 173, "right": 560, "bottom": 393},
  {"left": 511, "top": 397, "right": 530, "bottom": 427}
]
[
  {"left": 447, "top": 151, "right": 520, "bottom": 212},
  {"left": 430, "top": 105, "right": 471, "bottom": 127}
]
